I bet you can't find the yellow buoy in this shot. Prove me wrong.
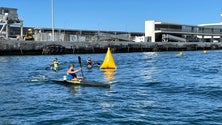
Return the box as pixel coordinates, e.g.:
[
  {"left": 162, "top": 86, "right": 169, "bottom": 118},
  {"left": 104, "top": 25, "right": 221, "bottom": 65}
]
[
  {"left": 177, "top": 51, "right": 184, "bottom": 56},
  {"left": 100, "top": 47, "right": 117, "bottom": 69},
  {"left": 202, "top": 50, "right": 207, "bottom": 54}
]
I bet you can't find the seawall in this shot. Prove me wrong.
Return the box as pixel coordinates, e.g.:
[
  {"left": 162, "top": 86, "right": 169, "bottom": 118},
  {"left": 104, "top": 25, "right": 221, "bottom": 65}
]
[{"left": 0, "top": 40, "right": 222, "bottom": 55}]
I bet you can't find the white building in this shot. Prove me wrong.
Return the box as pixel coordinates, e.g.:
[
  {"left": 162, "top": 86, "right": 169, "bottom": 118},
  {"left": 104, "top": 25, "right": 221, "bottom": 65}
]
[{"left": 145, "top": 15, "right": 222, "bottom": 42}]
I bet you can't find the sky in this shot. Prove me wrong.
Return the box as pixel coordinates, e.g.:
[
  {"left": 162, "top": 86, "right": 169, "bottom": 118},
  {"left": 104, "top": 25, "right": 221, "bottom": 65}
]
[{"left": 1, "top": 0, "right": 222, "bottom": 32}]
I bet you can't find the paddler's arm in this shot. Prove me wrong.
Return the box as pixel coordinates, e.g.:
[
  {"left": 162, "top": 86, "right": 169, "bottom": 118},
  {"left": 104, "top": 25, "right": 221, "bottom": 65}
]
[
  {"left": 76, "top": 68, "right": 82, "bottom": 73},
  {"left": 50, "top": 61, "right": 55, "bottom": 66},
  {"left": 67, "top": 68, "right": 82, "bottom": 74}
]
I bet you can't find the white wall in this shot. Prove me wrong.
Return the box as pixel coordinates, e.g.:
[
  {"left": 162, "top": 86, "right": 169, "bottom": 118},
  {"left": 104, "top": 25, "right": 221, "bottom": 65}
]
[
  {"left": 145, "top": 20, "right": 155, "bottom": 42},
  {"left": 134, "top": 36, "right": 145, "bottom": 42}
]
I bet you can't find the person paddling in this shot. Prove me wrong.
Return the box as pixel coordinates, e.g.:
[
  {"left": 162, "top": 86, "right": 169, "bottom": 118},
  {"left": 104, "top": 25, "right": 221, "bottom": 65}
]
[
  {"left": 66, "top": 64, "right": 82, "bottom": 80},
  {"left": 86, "top": 57, "right": 94, "bottom": 68},
  {"left": 51, "top": 58, "right": 59, "bottom": 71}
]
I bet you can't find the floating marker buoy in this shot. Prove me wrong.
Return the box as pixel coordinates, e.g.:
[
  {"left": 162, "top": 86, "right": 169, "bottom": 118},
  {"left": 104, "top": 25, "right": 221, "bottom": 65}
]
[
  {"left": 177, "top": 51, "right": 184, "bottom": 56},
  {"left": 100, "top": 47, "right": 117, "bottom": 69},
  {"left": 202, "top": 50, "right": 207, "bottom": 54}
]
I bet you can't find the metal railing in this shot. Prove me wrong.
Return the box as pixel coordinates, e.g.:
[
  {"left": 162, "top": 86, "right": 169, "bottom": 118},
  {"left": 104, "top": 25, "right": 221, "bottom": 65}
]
[{"left": 156, "top": 28, "right": 222, "bottom": 35}]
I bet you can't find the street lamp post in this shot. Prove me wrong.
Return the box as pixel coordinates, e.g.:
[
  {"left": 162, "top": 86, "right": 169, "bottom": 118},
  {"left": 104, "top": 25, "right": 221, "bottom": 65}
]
[
  {"left": 220, "top": 14, "right": 222, "bottom": 23},
  {"left": 52, "top": 0, "right": 55, "bottom": 41}
]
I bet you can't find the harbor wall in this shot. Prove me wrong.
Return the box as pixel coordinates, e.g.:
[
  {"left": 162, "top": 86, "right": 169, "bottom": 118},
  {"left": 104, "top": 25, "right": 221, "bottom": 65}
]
[{"left": 0, "top": 40, "right": 222, "bottom": 55}]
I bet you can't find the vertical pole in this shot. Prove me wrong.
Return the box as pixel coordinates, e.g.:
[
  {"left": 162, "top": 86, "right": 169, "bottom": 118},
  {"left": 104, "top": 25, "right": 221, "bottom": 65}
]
[
  {"left": 52, "top": 0, "right": 55, "bottom": 41},
  {"left": 20, "top": 20, "right": 23, "bottom": 39},
  {"left": 220, "top": 14, "right": 222, "bottom": 23},
  {"left": 6, "top": 23, "right": 8, "bottom": 39}
]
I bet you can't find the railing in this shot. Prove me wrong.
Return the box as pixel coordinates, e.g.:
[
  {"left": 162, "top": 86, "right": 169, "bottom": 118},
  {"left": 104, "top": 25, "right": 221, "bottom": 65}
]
[
  {"left": 156, "top": 28, "right": 222, "bottom": 35},
  {"left": 0, "top": 15, "right": 4, "bottom": 22}
]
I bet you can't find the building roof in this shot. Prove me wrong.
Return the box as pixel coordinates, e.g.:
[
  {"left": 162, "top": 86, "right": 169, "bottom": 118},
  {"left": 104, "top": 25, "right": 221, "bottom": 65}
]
[{"left": 198, "top": 22, "right": 222, "bottom": 27}]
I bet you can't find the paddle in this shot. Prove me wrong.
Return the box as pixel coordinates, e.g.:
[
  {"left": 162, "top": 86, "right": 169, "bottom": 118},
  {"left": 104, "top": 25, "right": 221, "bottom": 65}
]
[
  {"left": 78, "top": 56, "right": 84, "bottom": 78},
  {"left": 95, "top": 62, "right": 100, "bottom": 66}
]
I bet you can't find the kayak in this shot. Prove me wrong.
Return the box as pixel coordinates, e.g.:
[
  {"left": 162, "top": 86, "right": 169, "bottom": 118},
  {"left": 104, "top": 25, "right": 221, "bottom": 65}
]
[{"left": 51, "top": 79, "right": 111, "bottom": 88}]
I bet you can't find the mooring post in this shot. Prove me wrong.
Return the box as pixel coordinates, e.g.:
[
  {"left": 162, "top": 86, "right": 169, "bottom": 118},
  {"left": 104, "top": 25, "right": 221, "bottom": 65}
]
[
  {"left": 20, "top": 47, "right": 23, "bottom": 55},
  {"left": 71, "top": 46, "right": 75, "bottom": 54},
  {"left": 92, "top": 46, "right": 95, "bottom": 53}
]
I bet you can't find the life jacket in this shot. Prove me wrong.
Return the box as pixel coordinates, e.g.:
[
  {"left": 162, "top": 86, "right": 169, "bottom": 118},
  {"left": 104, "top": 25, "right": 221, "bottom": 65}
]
[{"left": 53, "top": 61, "right": 59, "bottom": 67}]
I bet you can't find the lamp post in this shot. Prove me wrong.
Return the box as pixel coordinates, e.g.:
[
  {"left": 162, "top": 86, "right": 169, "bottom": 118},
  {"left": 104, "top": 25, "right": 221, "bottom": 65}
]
[
  {"left": 52, "top": 0, "right": 55, "bottom": 41},
  {"left": 220, "top": 14, "right": 222, "bottom": 23}
]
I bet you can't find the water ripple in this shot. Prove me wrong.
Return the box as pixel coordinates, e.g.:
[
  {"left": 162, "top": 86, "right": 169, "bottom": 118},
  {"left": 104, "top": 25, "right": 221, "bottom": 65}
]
[{"left": 1, "top": 52, "right": 222, "bottom": 124}]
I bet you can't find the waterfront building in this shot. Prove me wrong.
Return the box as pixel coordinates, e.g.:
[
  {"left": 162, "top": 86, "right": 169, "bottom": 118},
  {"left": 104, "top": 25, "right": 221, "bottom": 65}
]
[
  {"left": 0, "top": 7, "right": 23, "bottom": 40},
  {"left": 145, "top": 15, "right": 222, "bottom": 42},
  {"left": 33, "top": 28, "right": 144, "bottom": 42},
  {"left": 5, "top": 6, "right": 222, "bottom": 43},
  {"left": 1, "top": 25, "right": 144, "bottom": 42}
]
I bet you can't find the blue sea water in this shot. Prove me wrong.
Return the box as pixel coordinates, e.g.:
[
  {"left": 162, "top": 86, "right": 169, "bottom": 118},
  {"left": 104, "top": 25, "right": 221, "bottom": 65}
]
[{"left": 0, "top": 51, "right": 222, "bottom": 125}]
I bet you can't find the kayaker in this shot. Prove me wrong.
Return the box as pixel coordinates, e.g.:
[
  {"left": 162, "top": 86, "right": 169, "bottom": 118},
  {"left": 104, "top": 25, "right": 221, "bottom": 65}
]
[
  {"left": 86, "top": 57, "right": 94, "bottom": 68},
  {"left": 66, "top": 64, "right": 82, "bottom": 80},
  {"left": 52, "top": 58, "right": 59, "bottom": 71}
]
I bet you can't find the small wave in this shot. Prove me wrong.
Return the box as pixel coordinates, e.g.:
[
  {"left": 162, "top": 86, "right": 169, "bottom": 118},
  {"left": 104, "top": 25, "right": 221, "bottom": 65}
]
[
  {"left": 28, "top": 74, "right": 49, "bottom": 82},
  {"left": 101, "top": 102, "right": 115, "bottom": 108},
  {"left": 144, "top": 81, "right": 162, "bottom": 87},
  {"left": 191, "top": 67, "right": 219, "bottom": 74}
]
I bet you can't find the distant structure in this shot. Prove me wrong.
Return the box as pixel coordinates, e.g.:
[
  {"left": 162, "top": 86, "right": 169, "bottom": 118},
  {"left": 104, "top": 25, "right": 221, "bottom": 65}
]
[
  {"left": 0, "top": 7, "right": 23, "bottom": 40},
  {"left": 33, "top": 28, "right": 144, "bottom": 42},
  {"left": 0, "top": 7, "right": 144, "bottom": 42},
  {"left": 145, "top": 14, "right": 222, "bottom": 42},
  {"left": 2, "top": 6, "right": 222, "bottom": 43}
]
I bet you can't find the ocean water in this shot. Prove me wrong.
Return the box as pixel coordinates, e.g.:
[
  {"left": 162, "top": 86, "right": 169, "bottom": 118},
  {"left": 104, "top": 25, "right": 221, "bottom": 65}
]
[{"left": 0, "top": 51, "right": 222, "bottom": 125}]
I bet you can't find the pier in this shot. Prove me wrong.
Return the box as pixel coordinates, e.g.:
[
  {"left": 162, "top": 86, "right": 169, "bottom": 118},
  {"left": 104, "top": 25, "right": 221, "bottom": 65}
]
[{"left": 0, "top": 40, "right": 221, "bottom": 55}]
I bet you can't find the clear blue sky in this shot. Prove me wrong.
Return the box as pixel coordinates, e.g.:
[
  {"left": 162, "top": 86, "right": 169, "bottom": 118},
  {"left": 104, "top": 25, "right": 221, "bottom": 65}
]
[{"left": 1, "top": 0, "right": 222, "bottom": 32}]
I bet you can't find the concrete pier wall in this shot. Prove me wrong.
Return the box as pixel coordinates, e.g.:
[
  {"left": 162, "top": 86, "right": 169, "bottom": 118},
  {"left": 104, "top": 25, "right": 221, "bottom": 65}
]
[{"left": 0, "top": 40, "right": 222, "bottom": 55}]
